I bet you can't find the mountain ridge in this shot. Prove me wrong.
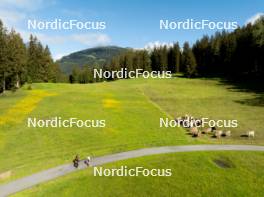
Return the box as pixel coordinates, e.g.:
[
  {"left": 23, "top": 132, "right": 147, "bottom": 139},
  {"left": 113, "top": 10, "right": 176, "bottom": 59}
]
[{"left": 57, "top": 46, "right": 128, "bottom": 74}]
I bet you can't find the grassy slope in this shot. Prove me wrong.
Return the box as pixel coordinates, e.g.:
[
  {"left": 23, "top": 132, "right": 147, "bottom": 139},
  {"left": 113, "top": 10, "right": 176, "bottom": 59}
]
[
  {"left": 13, "top": 151, "right": 264, "bottom": 197},
  {"left": 139, "top": 77, "right": 264, "bottom": 144},
  {"left": 1, "top": 76, "right": 264, "bottom": 190},
  {"left": 0, "top": 80, "right": 189, "bottom": 183}
]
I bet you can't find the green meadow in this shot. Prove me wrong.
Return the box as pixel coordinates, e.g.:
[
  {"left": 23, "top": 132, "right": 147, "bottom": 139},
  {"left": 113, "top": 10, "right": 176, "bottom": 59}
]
[
  {"left": 13, "top": 151, "right": 264, "bottom": 197},
  {"left": 0, "top": 76, "right": 264, "bottom": 194},
  {"left": 0, "top": 78, "right": 190, "bottom": 183},
  {"left": 140, "top": 77, "right": 264, "bottom": 143}
]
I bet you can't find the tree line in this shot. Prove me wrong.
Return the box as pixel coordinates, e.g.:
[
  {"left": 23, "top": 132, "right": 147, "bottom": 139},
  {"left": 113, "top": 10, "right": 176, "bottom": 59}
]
[
  {"left": 1, "top": 16, "right": 262, "bottom": 88},
  {"left": 193, "top": 17, "right": 264, "bottom": 78},
  {"left": 0, "top": 20, "right": 63, "bottom": 94},
  {"left": 70, "top": 40, "right": 198, "bottom": 82},
  {"left": 71, "top": 16, "right": 263, "bottom": 83},
  {"left": 70, "top": 64, "right": 102, "bottom": 84}
]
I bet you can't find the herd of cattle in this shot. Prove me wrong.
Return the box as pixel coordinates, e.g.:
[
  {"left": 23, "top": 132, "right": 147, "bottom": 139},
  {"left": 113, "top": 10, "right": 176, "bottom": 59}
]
[{"left": 175, "top": 115, "right": 255, "bottom": 138}]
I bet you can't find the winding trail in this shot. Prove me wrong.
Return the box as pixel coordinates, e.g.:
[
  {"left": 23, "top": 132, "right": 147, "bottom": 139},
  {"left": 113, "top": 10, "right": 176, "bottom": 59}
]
[{"left": 1, "top": 145, "right": 264, "bottom": 196}]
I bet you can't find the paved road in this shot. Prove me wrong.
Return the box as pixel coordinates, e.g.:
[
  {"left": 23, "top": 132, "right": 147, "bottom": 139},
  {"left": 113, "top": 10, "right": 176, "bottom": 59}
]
[{"left": 1, "top": 145, "right": 264, "bottom": 196}]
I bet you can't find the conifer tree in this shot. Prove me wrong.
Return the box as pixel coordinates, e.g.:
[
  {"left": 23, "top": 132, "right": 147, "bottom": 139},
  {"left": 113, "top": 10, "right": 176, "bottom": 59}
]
[
  {"left": 0, "top": 20, "right": 8, "bottom": 93},
  {"left": 182, "top": 42, "right": 197, "bottom": 77}
]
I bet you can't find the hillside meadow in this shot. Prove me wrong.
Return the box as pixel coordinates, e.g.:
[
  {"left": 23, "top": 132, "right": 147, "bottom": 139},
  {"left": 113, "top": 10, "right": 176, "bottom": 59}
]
[{"left": 0, "top": 76, "right": 264, "bottom": 185}]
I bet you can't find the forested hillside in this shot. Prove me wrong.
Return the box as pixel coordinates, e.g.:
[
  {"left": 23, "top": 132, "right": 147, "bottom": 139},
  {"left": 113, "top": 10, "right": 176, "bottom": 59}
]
[{"left": 57, "top": 46, "right": 128, "bottom": 74}]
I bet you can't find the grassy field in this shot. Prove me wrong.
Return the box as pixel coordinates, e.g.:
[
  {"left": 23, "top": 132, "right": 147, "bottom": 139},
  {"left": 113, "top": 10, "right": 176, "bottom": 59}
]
[
  {"left": 0, "top": 79, "right": 190, "bottom": 183},
  {"left": 139, "top": 77, "right": 264, "bottom": 143},
  {"left": 1, "top": 76, "right": 264, "bottom": 192},
  {"left": 13, "top": 151, "right": 264, "bottom": 197}
]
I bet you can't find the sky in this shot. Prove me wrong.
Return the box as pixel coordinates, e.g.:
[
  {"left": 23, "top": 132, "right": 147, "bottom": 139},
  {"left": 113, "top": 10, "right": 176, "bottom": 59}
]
[{"left": 0, "top": 0, "right": 263, "bottom": 60}]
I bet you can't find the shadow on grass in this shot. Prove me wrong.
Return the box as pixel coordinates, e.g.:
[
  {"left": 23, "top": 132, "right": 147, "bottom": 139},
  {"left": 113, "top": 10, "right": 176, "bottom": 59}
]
[
  {"left": 213, "top": 157, "right": 235, "bottom": 168},
  {"left": 240, "top": 134, "right": 249, "bottom": 138},
  {"left": 217, "top": 77, "right": 264, "bottom": 107},
  {"left": 235, "top": 95, "right": 264, "bottom": 107},
  {"left": 174, "top": 73, "right": 264, "bottom": 107},
  {"left": 179, "top": 73, "right": 264, "bottom": 107}
]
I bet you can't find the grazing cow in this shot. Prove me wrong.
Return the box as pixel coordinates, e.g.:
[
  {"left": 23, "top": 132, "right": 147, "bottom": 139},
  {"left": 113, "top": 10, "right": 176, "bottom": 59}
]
[
  {"left": 214, "top": 130, "right": 223, "bottom": 138},
  {"left": 190, "top": 127, "right": 198, "bottom": 133},
  {"left": 247, "top": 131, "right": 255, "bottom": 138},
  {"left": 193, "top": 131, "right": 201, "bottom": 137},
  {"left": 190, "top": 127, "right": 200, "bottom": 137},
  {"left": 223, "top": 130, "right": 231, "bottom": 137},
  {"left": 211, "top": 126, "right": 217, "bottom": 131},
  {"left": 203, "top": 127, "right": 212, "bottom": 134}
]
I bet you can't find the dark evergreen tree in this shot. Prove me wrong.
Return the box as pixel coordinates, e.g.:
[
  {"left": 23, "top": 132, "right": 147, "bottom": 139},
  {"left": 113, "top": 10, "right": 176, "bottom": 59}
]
[
  {"left": 0, "top": 20, "right": 8, "bottom": 93},
  {"left": 6, "top": 29, "right": 27, "bottom": 89},
  {"left": 168, "top": 42, "right": 181, "bottom": 73},
  {"left": 182, "top": 42, "right": 197, "bottom": 77}
]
